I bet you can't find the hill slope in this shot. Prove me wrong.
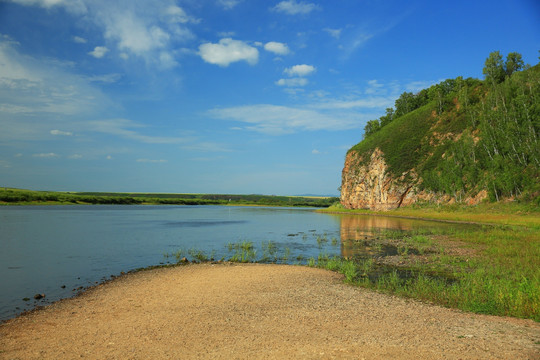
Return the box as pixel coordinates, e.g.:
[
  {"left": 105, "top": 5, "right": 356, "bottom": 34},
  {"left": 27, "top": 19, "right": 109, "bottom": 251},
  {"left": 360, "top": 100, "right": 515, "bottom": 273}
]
[{"left": 341, "top": 52, "right": 539, "bottom": 210}]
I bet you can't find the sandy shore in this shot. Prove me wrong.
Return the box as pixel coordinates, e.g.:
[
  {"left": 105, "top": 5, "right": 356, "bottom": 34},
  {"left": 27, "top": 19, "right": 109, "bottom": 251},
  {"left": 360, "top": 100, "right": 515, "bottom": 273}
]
[{"left": 1, "top": 263, "right": 538, "bottom": 359}]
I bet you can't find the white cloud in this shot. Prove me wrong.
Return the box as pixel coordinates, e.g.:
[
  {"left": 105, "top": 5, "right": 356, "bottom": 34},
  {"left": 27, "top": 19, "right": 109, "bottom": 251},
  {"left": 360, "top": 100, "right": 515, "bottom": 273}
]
[
  {"left": 208, "top": 104, "right": 362, "bottom": 135},
  {"left": 199, "top": 38, "right": 259, "bottom": 67},
  {"left": 0, "top": 160, "right": 11, "bottom": 168},
  {"left": 69, "top": 154, "right": 83, "bottom": 159},
  {"left": 33, "top": 152, "right": 59, "bottom": 158},
  {"left": 275, "top": 78, "right": 308, "bottom": 87},
  {"left": 182, "top": 142, "right": 233, "bottom": 153},
  {"left": 217, "top": 0, "right": 242, "bottom": 10},
  {"left": 73, "top": 36, "right": 87, "bottom": 44},
  {"left": 136, "top": 158, "right": 168, "bottom": 163},
  {"left": 0, "top": 37, "right": 110, "bottom": 124},
  {"left": 50, "top": 129, "right": 73, "bottom": 136},
  {"left": 88, "top": 119, "right": 190, "bottom": 144},
  {"left": 165, "top": 5, "right": 199, "bottom": 24},
  {"left": 88, "top": 46, "right": 109, "bottom": 58},
  {"left": 87, "top": 73, "right": 122, "bottom": 83},
  {"left": 323, "top": 28, "right": 342, "bottom": 39},
  {"left": 311, "top": 149, "right": 320, "bottom": 154},
  {"left": 339, "top": 32, "right": 374, "bottom": 59},
  {"left": 284, "top": 64, "right": 315, "bottom": 77},
  {"left": 405, "top": 80, "right": 438, "bottom": 93},
  {"left": 311, "top": 97, "right": 394, "bottom": 110},
  {"left": 158, "top": 51, "right": 178, "bottom": 69},
  {"left": 218, "top": 31, "right": 236, "bottom": 38},
  {"left": 9, "top": 1, "right": 196, "bottom": 69},
  {"left": 9, "top": 0, "right": 87, "bottom": 14},
  {"left": 271, "top": 0, "right": 320, "bottom": 15},
  {"left": 264, "top": 42, "right": 290, "bottom": 55}
]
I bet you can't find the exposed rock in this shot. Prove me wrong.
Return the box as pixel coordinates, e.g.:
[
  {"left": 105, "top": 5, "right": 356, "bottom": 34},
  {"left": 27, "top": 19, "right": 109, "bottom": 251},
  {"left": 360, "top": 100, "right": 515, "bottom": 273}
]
[
  {"left": 340, "top": 147, "right": 486, "bottom": 210},
  {"left": 341, "top": 148, "right": 417, "bottom": 210},
  {"left": 33, "top": 294, "right": 45, "bottom": 300}
]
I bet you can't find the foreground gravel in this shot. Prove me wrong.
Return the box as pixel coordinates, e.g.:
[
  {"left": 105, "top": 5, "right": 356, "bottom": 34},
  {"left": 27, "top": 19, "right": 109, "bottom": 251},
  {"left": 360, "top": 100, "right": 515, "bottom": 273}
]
[{"left": 1, "top": 263, "right": 538, "bottom": 359}]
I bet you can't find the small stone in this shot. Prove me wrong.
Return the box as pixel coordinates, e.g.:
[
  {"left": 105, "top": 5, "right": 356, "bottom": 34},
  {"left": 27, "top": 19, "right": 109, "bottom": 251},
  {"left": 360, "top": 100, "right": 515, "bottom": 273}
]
[
  {"left": 61, "top": 285, "right": 66, "bottom": 289},
  {"left": 22, "top": 297, "right": 30, "bottom": 301},
  {"left": 34, "top": 293, "right": 45, "bottom": 300}
]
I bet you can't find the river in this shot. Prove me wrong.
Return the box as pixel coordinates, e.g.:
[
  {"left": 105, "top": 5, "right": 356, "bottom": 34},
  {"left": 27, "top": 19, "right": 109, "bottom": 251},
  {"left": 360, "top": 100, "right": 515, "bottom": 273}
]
[{"left": 0, "top": 205, "right": 466, "bottom": 320}]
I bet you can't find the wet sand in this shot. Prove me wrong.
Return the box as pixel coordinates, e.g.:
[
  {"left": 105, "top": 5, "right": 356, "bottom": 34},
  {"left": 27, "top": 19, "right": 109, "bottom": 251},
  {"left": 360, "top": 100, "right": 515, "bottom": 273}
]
[{"left": 1, "top": 263, "right": 538, "bottom": 359}]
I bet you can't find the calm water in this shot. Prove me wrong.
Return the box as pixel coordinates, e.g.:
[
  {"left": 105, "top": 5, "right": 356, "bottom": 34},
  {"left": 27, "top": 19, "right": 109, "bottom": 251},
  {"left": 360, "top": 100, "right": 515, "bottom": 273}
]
[{"left": 0, "top": 205, "right": 466, "bottom": 320}]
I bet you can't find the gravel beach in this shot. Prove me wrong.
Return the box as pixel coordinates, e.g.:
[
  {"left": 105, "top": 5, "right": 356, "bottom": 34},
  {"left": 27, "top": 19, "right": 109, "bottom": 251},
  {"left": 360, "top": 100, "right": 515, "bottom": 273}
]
[{"left": 1, "top": 263, "right": 538, "bottom": 359}]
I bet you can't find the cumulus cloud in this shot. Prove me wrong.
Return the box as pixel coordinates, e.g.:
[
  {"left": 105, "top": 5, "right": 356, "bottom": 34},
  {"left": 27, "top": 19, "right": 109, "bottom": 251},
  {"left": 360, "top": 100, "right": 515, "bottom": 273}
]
[
  {"left": 284, "top": 64, "right": 315, "bottom": 77},
  {"left": 275, "top": 78, "right": 308, "bottom": 87},
  {"left": 199, "top": 38, "right": 259, "bottom": 67},
  {"left": 50, "top": 129, "right": 73, "bottom": 136},
  {"left": 11, "top": 0, "right": 197, "bottom": 69},
  {"left": 264, "top": 42, "right": 290, "bottom": 55},
  {"left": 88, "top": 46, "right": 109, "bottom": 58},
  {"left": 271, "top": 0, "right": 320, "bottom": 15}
]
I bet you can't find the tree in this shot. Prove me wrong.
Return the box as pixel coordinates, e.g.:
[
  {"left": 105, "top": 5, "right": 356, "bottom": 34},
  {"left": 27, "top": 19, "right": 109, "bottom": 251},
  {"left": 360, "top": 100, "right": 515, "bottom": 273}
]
[
  {"left": 363, "top": 119, "right": 380, "bottom": 138},
  {"left": 379, "top": 107, "right": 395, "bottom": 127},
  {"left": 483, "top": 51, "right": 505, "bottom": 85},
  {"left": 504, "top": 52, "right": 524, "bottom": 77},
  {"left": 394, "top": 92, "right": 415, "bottom": 117}
]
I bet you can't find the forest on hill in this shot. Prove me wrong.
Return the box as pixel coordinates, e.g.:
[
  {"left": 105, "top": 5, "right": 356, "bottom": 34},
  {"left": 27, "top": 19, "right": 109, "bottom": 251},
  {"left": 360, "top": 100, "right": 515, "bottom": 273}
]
[{"left": 348, "top": 51, "right": 539, "bottom": 204}]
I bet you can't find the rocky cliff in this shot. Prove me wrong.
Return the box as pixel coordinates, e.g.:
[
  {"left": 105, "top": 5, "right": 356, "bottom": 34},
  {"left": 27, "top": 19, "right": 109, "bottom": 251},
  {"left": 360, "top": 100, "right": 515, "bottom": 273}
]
[
  {"left": 340, "top": 60, "right": 539, "bottom": 210},
  {"left": 341, "top": 148, "right": 417, "bottom": 210},
  {"left": 340, "top": 147, "right": 488, "bottom": 211}
]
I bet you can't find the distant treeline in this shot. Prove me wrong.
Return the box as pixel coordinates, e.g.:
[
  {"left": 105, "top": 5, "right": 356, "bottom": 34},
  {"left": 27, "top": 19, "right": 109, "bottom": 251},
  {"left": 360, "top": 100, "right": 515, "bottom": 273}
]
[{"left": 0, "top": 188, "right": 338, "bottom": 207}]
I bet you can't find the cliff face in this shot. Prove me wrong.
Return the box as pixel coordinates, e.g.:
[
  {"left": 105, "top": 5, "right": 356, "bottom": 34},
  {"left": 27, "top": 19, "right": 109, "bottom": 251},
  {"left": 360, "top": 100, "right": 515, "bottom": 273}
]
[
  {"left": 340, "top": 147, "right": 488, "bottom": 211},
  {"left": 340, "top": 148, "right": 418, "bottom": 211}
]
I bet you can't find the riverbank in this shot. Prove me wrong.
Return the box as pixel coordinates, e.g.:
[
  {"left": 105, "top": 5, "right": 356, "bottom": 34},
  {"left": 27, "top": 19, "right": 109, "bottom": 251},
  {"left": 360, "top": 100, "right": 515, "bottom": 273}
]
[
  {"left": 319, "top": 201, "right": 540, "bottom": 228},
  {"left": 1, "top": 263, "right": 538, "bottom": 359},
  {"left": 317, "top": 203, "right": 540, "bottom": 321}
]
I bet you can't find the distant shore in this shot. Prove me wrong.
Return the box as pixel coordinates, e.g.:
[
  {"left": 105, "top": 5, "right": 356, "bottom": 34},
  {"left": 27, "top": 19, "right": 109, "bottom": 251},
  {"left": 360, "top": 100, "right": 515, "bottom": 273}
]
[{"left": 0, "top": 187, "right": 338, "bottom": 207}]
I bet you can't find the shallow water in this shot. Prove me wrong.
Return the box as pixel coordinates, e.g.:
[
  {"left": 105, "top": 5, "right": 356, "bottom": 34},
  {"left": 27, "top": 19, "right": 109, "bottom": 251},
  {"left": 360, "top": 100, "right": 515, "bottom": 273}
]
[{"left": 0, "top": 205, "right": 471, "bottom": 320}]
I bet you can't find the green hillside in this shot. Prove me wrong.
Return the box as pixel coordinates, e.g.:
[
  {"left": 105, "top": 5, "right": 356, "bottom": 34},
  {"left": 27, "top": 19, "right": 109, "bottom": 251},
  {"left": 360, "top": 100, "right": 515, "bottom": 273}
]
[{"left": 348, "top": 51, "right": 540, "bottom": 204}]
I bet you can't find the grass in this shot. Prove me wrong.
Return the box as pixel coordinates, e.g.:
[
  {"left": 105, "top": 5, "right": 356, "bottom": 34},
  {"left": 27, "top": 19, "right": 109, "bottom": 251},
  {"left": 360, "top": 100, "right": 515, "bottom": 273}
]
[
  {"left": 323, "top": 201, "right": 540, "bottom": 228},
  {"left": 311, "top": 222, "right": 540, "bottom": 322}
]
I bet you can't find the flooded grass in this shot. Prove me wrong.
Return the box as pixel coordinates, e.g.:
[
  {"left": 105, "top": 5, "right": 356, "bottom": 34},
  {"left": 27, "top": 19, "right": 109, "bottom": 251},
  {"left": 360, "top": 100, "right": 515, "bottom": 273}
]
[{"left": 162, "top": 217, "right": 539, "bottom": 322}]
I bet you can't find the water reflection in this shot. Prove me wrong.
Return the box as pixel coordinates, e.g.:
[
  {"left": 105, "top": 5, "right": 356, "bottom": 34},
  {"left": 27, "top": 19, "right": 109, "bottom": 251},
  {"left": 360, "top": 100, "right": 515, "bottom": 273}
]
[{"left": 339, "top": 215, "right": 415, "bottom": 240}]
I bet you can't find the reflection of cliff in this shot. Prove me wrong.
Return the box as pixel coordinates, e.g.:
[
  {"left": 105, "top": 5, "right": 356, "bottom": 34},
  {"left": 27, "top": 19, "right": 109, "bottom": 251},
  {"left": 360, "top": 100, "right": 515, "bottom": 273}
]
[
  {"left": 339, "top": 215, "right": 417, "bottom": 258},
  {"left": 339, "top": 215, "right": 414, "bottom": 241}
]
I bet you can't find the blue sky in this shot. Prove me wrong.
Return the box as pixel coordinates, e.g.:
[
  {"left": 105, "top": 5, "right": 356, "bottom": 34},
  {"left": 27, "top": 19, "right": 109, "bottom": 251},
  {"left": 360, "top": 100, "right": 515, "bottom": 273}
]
[{"left": 0, "top": 0, "right": 539, "bottom": 195}]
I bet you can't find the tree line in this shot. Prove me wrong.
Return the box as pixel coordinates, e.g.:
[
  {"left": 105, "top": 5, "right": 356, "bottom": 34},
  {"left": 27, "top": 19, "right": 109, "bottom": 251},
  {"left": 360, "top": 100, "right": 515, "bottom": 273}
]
[{"left": 358, "top": 51, "right": 539, "bottom": 203}]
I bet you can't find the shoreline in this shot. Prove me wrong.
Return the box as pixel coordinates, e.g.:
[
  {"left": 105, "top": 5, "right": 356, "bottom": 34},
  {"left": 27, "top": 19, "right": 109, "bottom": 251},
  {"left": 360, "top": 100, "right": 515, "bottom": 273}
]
[{"left": 1, "top": 263, "right": 538, "bottom": 359}]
